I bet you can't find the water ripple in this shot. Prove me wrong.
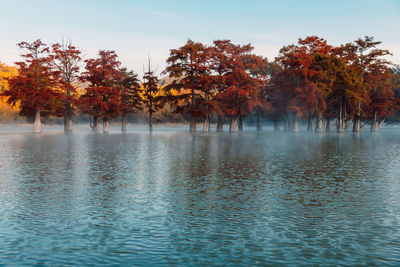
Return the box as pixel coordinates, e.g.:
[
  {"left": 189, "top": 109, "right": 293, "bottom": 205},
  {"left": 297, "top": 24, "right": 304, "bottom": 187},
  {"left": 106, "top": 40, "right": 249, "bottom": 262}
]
[{"left": 0, "top": 129, "right": 399, "bottom": 265}]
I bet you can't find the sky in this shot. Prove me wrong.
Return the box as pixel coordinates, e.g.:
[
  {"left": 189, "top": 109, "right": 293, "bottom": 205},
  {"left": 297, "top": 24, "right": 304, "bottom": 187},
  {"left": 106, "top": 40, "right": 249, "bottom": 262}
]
[{"left": 1, "top": 0, "right": 400, "bottom": 77}]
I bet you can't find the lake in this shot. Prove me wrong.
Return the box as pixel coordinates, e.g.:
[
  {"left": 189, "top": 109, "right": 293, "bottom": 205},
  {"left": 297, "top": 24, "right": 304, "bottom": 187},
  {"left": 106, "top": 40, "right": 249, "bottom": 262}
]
[{"left": 0, "top": 125, "right": 399, "bottom": 265}]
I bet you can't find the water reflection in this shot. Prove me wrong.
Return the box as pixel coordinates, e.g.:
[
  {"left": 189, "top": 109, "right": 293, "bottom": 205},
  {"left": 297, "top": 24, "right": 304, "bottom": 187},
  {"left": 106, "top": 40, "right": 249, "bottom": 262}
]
[{"left": 0, "top": 130, "right": 399, "bottom": 265}]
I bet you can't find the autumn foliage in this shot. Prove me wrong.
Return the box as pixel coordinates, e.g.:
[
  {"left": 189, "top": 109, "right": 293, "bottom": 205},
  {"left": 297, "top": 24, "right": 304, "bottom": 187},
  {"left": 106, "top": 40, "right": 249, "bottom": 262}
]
[
  {"left": 2, "top": 40, "right": 64, "bottom": 118},
  {"left": 1, "top": 36, "right": 399, "bottom": 133}
]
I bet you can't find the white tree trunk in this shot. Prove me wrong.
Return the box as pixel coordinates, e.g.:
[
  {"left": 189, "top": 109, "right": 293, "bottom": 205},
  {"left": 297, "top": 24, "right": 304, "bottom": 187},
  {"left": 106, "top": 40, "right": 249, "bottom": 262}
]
[
  {"left": 315, "top": 116, "right": 325, "bottom": 133},
  {"left": 292, "top": 116, "right": 299, "bottom": 133},
  {"left": 103, "top": 118, "right": 110, "bottom": 133},
  {"left": 33, "top": 109, "right": 42, "bottom": 133},
  {"left": 371, "top": 121, "right": 378, "bottom": 132},
  {"left": 337, "top": 120, "right": 345, "bottom": 132},
  {"left": 371, "top": 118, "right": 384, "bottom": 132},
  {"left": 230, "top": 116, "right": 239, "bottom": 133},
  {"left": 189, "top": 117, "right": 196, "bottom": 132},
  {"left": 307, "top": 114, "right": 314, "bottom": 131},
  {"left": 337, "top": 101, "right": 345, "bottom": 132},
  {"left": 353, "top": 116, "right": 361, "bottom": 132},
  {"left": 64, "top": 112, "right": 72, "bottom": 133},
  {"left": 203, "top": 115, "right": 210, "bottom": 133},
  {"left": 371, "top": 111, "right": 384, "bottom": 132},
  {"left": 121, "top": 113, "right": 127, "bottom": 132}
]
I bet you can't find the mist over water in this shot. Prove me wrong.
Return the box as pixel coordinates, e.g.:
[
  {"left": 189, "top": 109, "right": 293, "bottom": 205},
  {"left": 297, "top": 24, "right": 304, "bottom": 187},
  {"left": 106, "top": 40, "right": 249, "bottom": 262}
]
[{"left": 0, "top": 126, "right": 400, "bottom": 265}]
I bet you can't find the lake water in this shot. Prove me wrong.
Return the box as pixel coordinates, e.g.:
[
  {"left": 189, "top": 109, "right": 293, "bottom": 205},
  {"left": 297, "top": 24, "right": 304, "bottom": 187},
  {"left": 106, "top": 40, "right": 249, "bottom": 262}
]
[{"left": 0, "top": 125, "right": 400, "bottom": 265}]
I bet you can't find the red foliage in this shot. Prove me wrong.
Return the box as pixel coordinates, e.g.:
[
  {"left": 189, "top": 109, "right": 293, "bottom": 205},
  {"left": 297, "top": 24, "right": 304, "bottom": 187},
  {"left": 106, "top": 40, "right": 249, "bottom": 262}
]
[
  {"left": 51, "top": 41, "right": 81, "bottom": 116},
  {"left": 275, "top": 36, "right": 334, "bottom": 118},
  {"left": 164, "top": 40, "right": 212, "bottom": 119},
  {"left": 2, "top": 39, "right": 64, "bottom": 117},
  {"left": 212, "top": 41, "right": 268, "bottom": 118},
  {"left": 80, "top": 50, "right": 122, "bottom": 120},
  {"left": 364, "top": 67, "right": 399, "bottom": 120}
]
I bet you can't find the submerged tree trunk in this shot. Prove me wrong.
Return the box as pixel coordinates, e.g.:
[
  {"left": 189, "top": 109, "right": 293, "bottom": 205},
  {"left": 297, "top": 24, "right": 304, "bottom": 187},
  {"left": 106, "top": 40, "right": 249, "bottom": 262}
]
[
  {"left": 64, "top": 110, "right": 73, "bottom": 133},
  {"left": 121, "top": 113, "right": 127, "bottom": 132},
  {"left": 149, "top": 110, "right": 153, "bottom": 132},
  {"left": 256, "top": 110, "right": 262, "bottom": 131},
  {"left": 230, "top": 116, "right": 239, "bottom": 133},
  {"left": 353, "top": 115, "right": 361, "bottom": 132},
  {"left": 149, "top": 94, "right": 153, "bottom": 132},
  {"left": 326, "top": 117, "right": 331, "bottom": 131},
  {"left": 273, "top": 120, "right": 280, "bottom": 131},
  {"left": 64, "top": 86, "right": 73, "bottom": 132},
  {"left": 292, "top": 116, "right": 299, "bottom": 133},
  {"left": 189, "top": 86, "right": 196, "bottom": 132},
  {"left": 91, "top": 116, "right": 99, "bottom": 132},
  {"left": 284, "top": 117, "right": 291, "bottom": 132},
  {"left": 370, "top": 109, "right": 386, "bottom": 132},
  {"left": 103, "top": 118, "right": 110, "bottom": 133},
  {"left": 203, "top": 115, "right": 210, "bottom": 133},
  {"left": 189, "top": 116, "right": 196, "bottom": 132},
  {"left": 216, "top": 115, "right": 223, "bottom": 132},
  {"left": 307, "top": 113, "right": 314, "bottom": 131},
  {"left": 353, "top": 101, "right": 362, "bottom": 132},
  {"left": 315, "top": 116, "right": 325, "bottom": 133},
  {"left": 378, "top": 119, "right": 385, "bottom": 130},
  {"left": 371, "top": 109, "right": 378, "bottom": 132},
  {"left": 371, "top": 111, "right": 384, "bottom": 131},
  {"left": 33, "top": 109, "right": 42, "bottom": 133},
  {"left": 337, "top": 101, "right": 345, "bottom": 132},
  {"left": 371, "top": 121, "right": 378, "bottom": 131},
  {"left": 238, "top": 115, "right": 243, "bottom": 131}
]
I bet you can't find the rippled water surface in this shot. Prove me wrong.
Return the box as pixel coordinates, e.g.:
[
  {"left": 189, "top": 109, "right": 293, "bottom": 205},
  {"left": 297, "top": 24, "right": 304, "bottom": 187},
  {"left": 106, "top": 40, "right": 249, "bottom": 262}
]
[{"left": 0, "top": 126, "right": 400, "bottom": 265}]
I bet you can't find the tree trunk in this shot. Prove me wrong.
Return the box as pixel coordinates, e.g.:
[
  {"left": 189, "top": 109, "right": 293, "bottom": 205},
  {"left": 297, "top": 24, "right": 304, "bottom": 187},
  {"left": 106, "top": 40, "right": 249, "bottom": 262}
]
[
  {"left": 371, "top": 109, "right": 383, "bottom": 132},
  {"left": 315, "top": 115, "right": 325, "bottom": 133},
  {"left": 256, "top": 110, "right": 262, "bottom": 131},
  {"left": 284, "top": 117, "right": 291, "bottom": 132},
  {"left": 33, "top": 109, "right": 42, "bottom": 133},
  {"left": 273, "top": 120, "right": 279, "bottom": 131},
  {"left": 91, "top": 116, "right": 99, "bottom": 132},
  {"left": 371, "top": 121, "right": 378, "bottom": 131},
  {"left": 337, "top": 101, "right": 345, "bottom": 132},
  {"left": 238, "top": 115, "right": 243, "bottom": 131},
  {"left": 149, "top": 94, "right": 153, "bottom": 132},
  {"left": 378, "top": 119, "right": 385, "bottom": 129},
  {"left": 64, "top": 110, "right": 72, "bottom": 133},
  {"left": 216, "top": 115, "right": 223, "bottom": 132},
  {"left": 189, "top": 86, "right": 196, "bottom": 132},
  {"left": 149, "top": 110, "right": 153, "bottom": 132},
  {"left": 353, "top": 115, "right": 361, "bottom": 132},
  {"left": 307, "top": 113, "right": 314, "bottom": 131},
  {"left": 103, "top": 118, "right": 110, "bottom": 133},
  {"left": 353, "top": 101, "right": 362, "bottom": 132},
  {"left": 292, "top": 116, "right": 299, "bottom": 133},
  {"left": 326, "top": 117, "right": 331, "bottom": 131},
  {"left": 121, "top": 113, "right": 127, "bottom": 132},
  {"left": 189, "top": 116, "right": 196, "bottom": 132},
  {"left": 203, "top": 115, "right": 210, "bottom": 133},
  {"left": 230, "top": 116, "right": 239, "bottom": 133}
]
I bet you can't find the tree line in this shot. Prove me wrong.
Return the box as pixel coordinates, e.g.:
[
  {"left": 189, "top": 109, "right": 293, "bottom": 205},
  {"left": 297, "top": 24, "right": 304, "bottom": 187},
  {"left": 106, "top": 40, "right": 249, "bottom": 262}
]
[{"left": 1, "top": 36, "right": 399, "bottom": 133}]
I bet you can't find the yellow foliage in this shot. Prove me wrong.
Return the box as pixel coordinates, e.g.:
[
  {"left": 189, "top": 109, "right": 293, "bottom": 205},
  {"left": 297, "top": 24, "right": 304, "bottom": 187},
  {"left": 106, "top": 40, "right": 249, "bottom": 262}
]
[{"left": 0, "top": 61, "right": 20, "bottom": 122}]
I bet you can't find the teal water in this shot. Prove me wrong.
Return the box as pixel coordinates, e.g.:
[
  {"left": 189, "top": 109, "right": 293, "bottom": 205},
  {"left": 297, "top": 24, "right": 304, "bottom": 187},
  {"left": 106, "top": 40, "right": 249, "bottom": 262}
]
[{"left": 0, "top": 127, "right": 400, "bottom": 265}]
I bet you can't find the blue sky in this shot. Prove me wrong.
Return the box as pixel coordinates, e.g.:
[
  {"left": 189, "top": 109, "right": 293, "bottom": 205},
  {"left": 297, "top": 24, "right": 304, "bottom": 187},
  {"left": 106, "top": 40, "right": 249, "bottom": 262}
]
[{"left": 1, "top": 0, "right": 399, "bottom": 76}]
